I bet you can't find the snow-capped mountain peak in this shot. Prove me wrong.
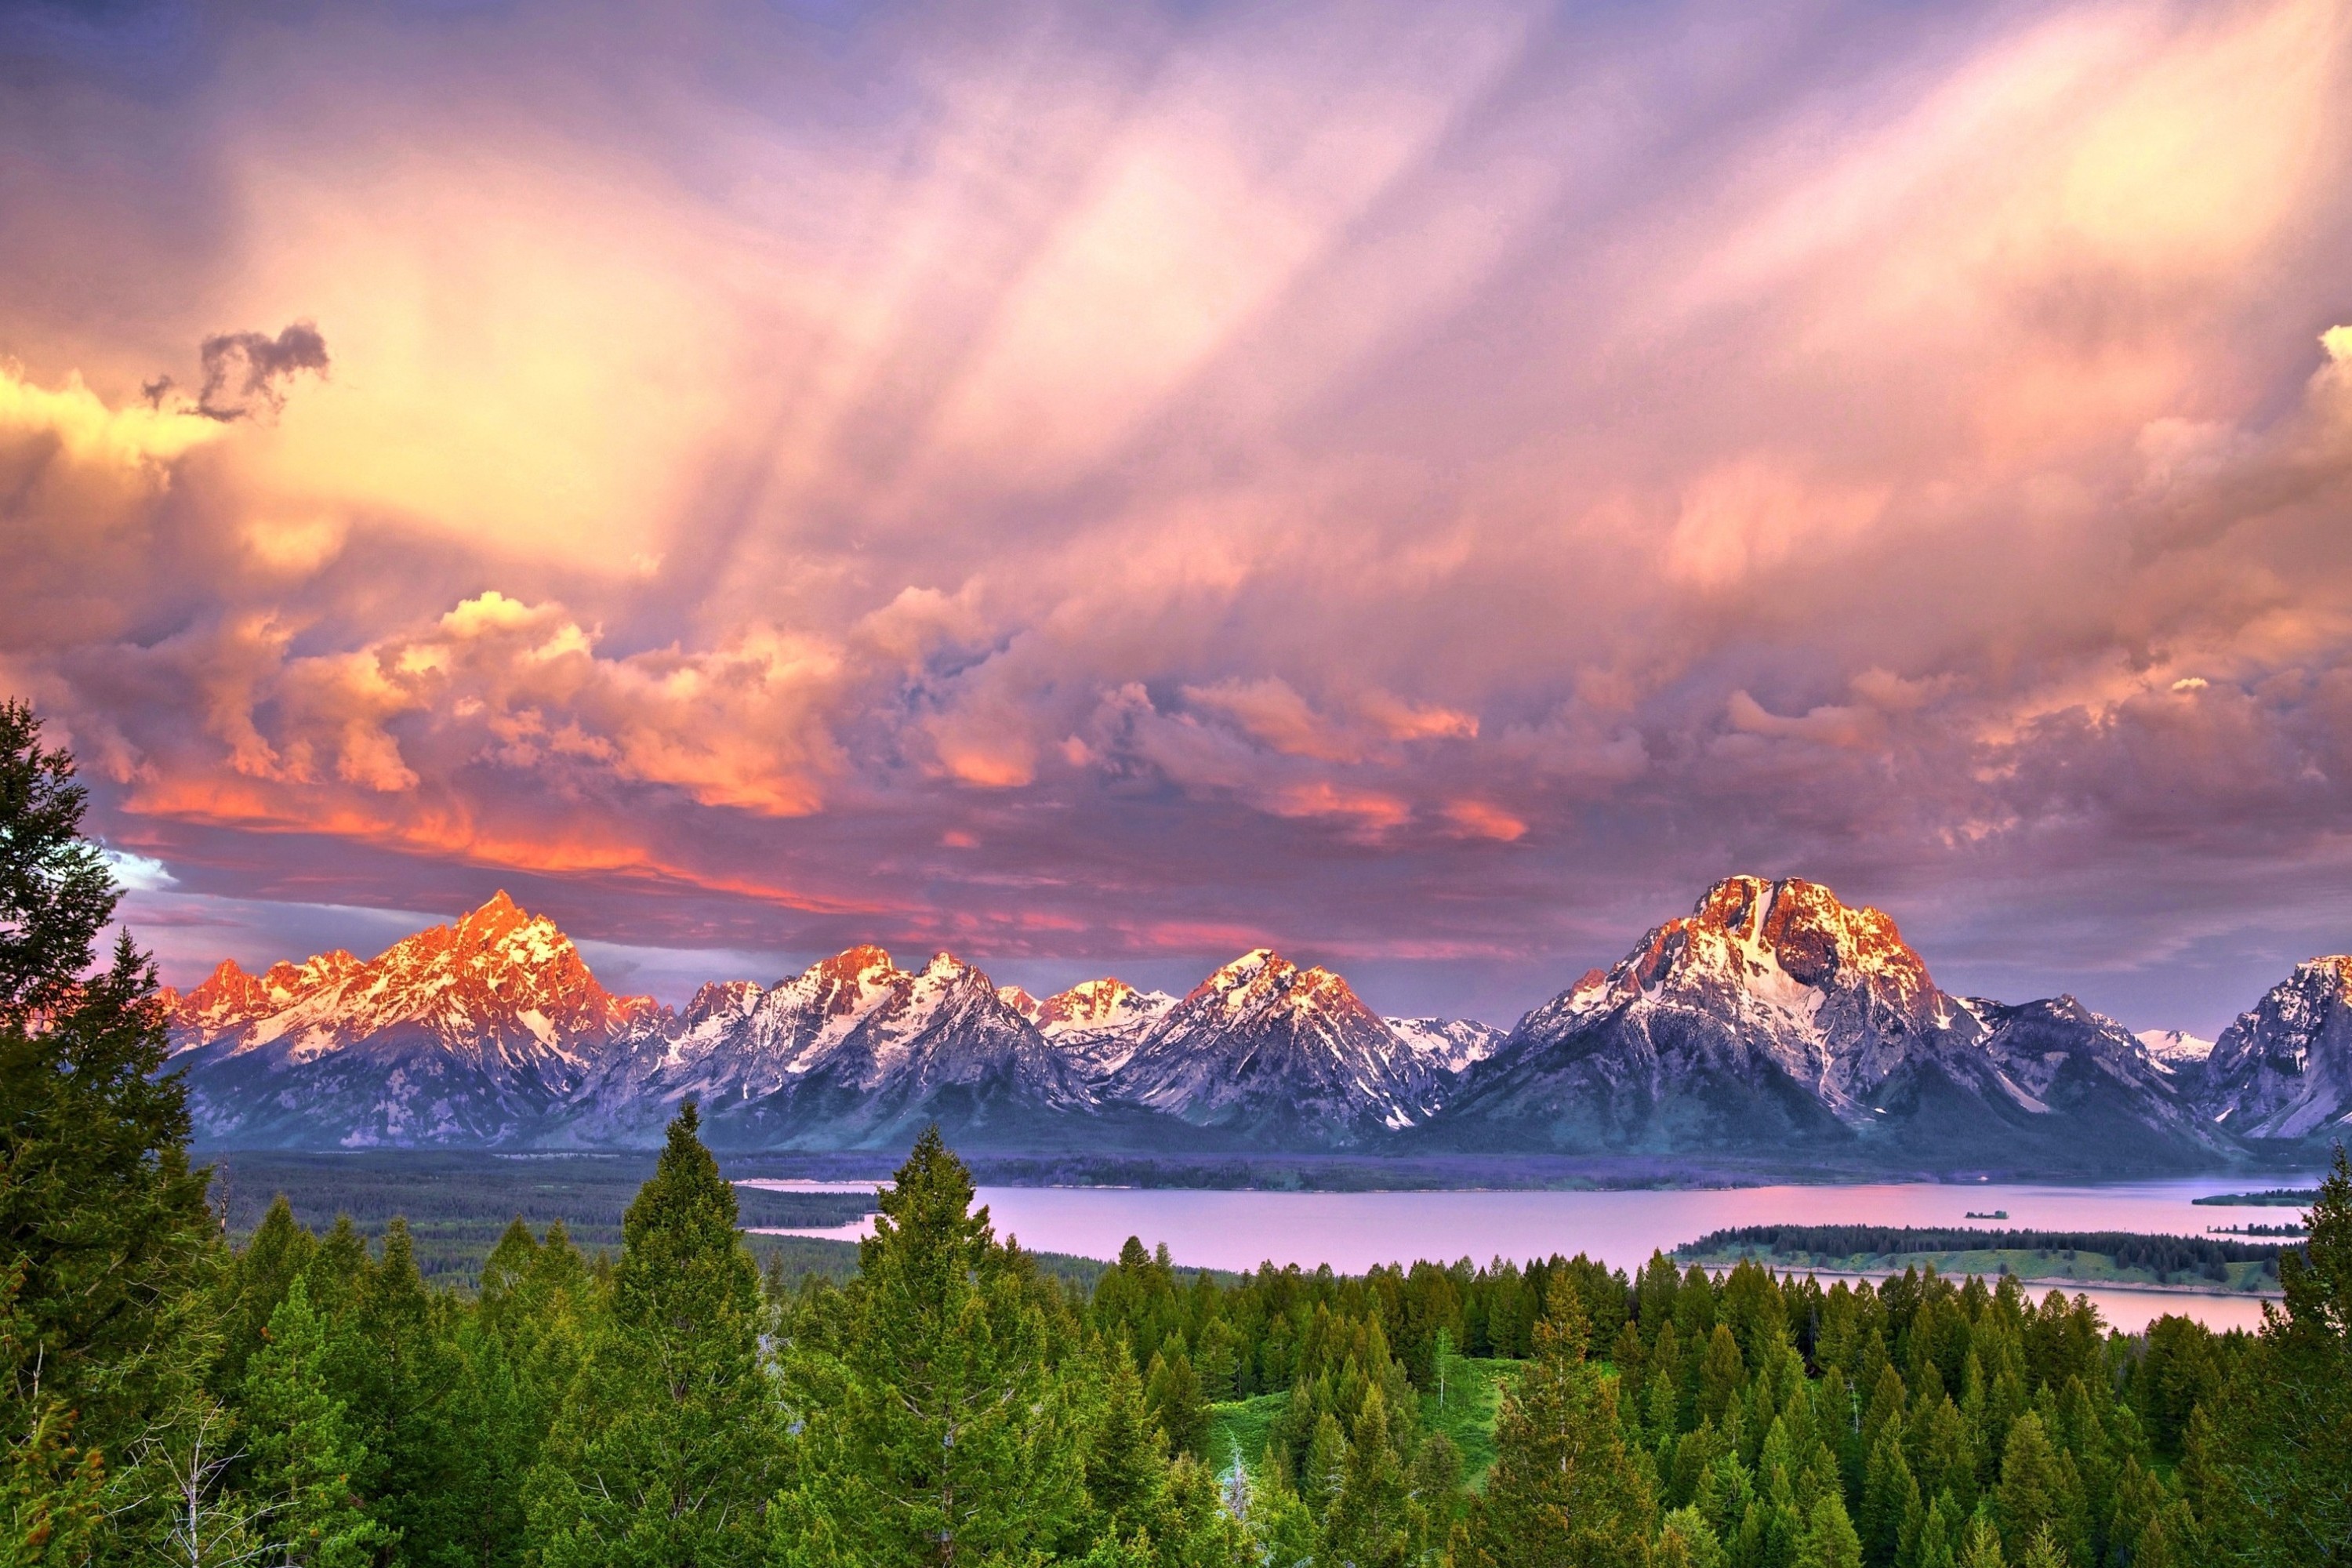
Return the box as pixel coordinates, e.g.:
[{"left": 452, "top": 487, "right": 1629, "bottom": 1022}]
[
  {"left": 1029, "top": 977, "right": 1178, "bottom": 1078},
  {"left": 1110, "top": 948, "right": 1446, "bottom": 1140},
  {"left": 2136, "top": 1028, "right": 2216, "bottom": 1073},
  {"left": 165, "top": 893, "right": 659, "bottom": 1145},
  {"left": 2200, "top": 955, "right": 2352, "bottom": 1138}
]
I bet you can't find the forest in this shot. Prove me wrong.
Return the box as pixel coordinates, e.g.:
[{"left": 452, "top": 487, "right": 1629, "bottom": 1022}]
[
  {"left": 7, "top": 713, "right": 2352, "bottom": 1568},
  {"left": 1677, "top": 1228, "right": 2286, "bottom": 1285}
]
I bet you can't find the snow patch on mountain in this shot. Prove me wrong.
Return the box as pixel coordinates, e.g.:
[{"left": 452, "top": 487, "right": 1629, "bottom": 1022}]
[{"left": 1384, "top": 1017, "right": 1505, "bottom": 1074}]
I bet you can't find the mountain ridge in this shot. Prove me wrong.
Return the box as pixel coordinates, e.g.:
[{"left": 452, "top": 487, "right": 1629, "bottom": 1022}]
[{"left": 162, "top": 881, "right": 2352, "bottom": 1167}]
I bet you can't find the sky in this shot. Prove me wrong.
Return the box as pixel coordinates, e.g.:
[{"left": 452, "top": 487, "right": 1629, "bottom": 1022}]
[{"left": 3, "top": 0, "right": 2350, "bottom": 1035}]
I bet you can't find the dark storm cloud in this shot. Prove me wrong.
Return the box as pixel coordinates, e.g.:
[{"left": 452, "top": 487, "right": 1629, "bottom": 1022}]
[{"left": 193, "top": 322, "right": 329, "bottom": 421}]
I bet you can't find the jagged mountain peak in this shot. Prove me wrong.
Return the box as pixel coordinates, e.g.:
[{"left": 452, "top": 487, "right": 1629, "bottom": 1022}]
[
  {"left": 685, "top": 978, "right": 764, "bottom": 1026},
  {"left": 1575, "top": 874, "right": 1942, "bottom": 1033},
  {"left": 1185, "top": 947, "right": 1377, "bottom": 1025},
  {"left": 2136, "top": 1028, "right": 2216, "bottom": 1073},
  {"left": 2201, "top": 953, "right": 2352, "bottom": 1138},
  {"left": 1038, "top": 976, "right": 1162, "bottom": 1028},
  {"left": 1112, "top": 947, "right": 1438, "bottom": 1140}
]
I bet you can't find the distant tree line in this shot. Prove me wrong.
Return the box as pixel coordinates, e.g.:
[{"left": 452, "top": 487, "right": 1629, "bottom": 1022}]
[
  {"left": 1681, "top": 1226, "right": 2288, "bottom": 1283},
  {"left": 6, "top": 695, "right": 2350, "bottom": 1567}
]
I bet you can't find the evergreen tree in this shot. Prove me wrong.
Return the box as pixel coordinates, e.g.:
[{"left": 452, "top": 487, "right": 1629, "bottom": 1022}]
[
  {"left": 1, "top": 1276, "right": 104, "bottom": 1568},
  {"left": 1469, "top": 1276, "right": 1655, "bottom": 1568},
  {"left": 1144, "top": 1345, "right": 1209, "bottom": 1461},
  {"left": 348, "top": 1219, "right": 467, "bottom": 1563},
  {"left": 532, "top": 1104, "right": 777, "bottom": 1568},
  {"left": 0, "top": 701, "right": 216, "bottom": 1469},
  {"left": 1858, "top": 1429, "right": 1917, "bottom": 1568},
  {"left": 241, "top": 1277, "right": 382, "bottom": 1568},
  {"left": 2201, "top": 1142, "right": 2352, "bottom": 1568},
  {"left": 216, "top": 1196, "right": 316, "bottom": 1394},
  {"left": 1955, "top": 1515, "right": 2004, "bottom": 1568},
  {"left": 775, "top": 1126, "right": 1083, "bottom": 1567},
  {"left": 1085, "top": 1342, "right": 1170, "bottom": 1540},
  {"left": 1322, "top": 1384, "right": 1408, "bottom": 1568},
  {"left": 1657, "top": 1507, "right": 1726, "bottom": 1568},
  {"left": 1991, "top": 1414, "right": 2083, "bottom": 1568},
  {"left": 1795, "top": 1491, "right": 1864, "bottom": 1568}
]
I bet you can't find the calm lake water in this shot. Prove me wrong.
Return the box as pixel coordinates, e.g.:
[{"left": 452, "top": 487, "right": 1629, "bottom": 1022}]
[{"left": 739, "top": 1174, "right": 2322, "bottom": 1334}]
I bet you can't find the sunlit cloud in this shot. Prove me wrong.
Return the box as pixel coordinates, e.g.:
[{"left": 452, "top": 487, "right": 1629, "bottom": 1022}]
[{"left": 3, "top": 0, "right": 2350, "bottom": 1031}]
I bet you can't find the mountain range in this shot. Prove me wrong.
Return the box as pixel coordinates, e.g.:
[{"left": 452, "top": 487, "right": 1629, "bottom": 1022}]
[{"left": 162, "top": 879, "right": 2352, "bottom": 1171}]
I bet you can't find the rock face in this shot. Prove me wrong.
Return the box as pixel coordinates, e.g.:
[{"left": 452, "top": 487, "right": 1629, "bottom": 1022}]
[
  {"left": 1420, "top": 876, "right": 2229, "bottom": 1172},
  {"left": 165, "top": 892, "right": 658, "bottom": 1146},
  {"left": 1109, "top": 949, "right": 1448, "bottom": 1145},
  {"left": 1384, "top": 1017, "right": 1507, "bottom": 1075},
  {"left": 2198, "top": 957, "right": 2352, "bottom": 1139},
  {"left": 165, "top": 877, "right": 2312, "bottom": 1169},
  {"left": 569, "top": 946, "right": 1098, "bottom": 1149},
  {"left": 1025, "top": 978, "right": 1179, "bottom": 1080}
]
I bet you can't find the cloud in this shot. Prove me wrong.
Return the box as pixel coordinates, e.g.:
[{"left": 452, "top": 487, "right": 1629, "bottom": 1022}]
[
  {"left": 2, "top": 0, "right": 2351, "bottom": 1032},
  {"left": 191, "top": 323, "right": 329, "bottom": 422}
]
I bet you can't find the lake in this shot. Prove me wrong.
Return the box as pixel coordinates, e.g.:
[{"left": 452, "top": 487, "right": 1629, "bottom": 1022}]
[{"left": 739, "top": 1173, "right": 2324, "bottom": 1334}]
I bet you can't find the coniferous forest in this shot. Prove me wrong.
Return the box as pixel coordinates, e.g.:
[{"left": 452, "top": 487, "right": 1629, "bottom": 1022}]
[{"left": 7, "top": 710, "right": 2352, "bottom": 1568}]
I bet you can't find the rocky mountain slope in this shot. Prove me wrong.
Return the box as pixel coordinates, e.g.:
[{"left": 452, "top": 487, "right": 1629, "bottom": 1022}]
[
  {"left": 1108, "top": 949, "right": 1450, "bottom": 1145},
  {"left": 2136, "top": 1029, "right": 2216, "bottom": 1074},
  {"left": 163, "top": 880, "right": 2350, "bottom": 1166},
  {"left": 165, "top": 892, "right": 658, "bottom": 1145},
  {"left": 167, "top": 906, "right": 1474, "bottom": 1150},
  {"left": 1007, "top": 978, "right": 1179, "bottom": 1079},
  {"left": 1385, "top": 1017, "right": 1506, "bottom": 1074},
  {"left": 567, "top": 946, "right": 1099, "bottom": 1149},
  {"left": 2196, "top": 956, "right": 2352, "bottom": 1139},
  {"left": 1416, "top": 877, "right": 2232, "bottom": 1173}
]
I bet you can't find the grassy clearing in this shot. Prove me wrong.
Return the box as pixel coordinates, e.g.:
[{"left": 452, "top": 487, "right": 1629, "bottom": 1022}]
[
  {"left": 1421, "top": 1356, "right": 1526, "bottom": 1483},
  {"left": 1204, "top": 1392, "right": 1289, "bottom": 1481},
  {"left": 1205, "top": 1356, "right": 1534, "bottom": 1490}
]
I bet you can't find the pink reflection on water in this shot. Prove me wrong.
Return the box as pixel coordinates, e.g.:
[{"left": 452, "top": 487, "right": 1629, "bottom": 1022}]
[{"left": 743, "top": 1174, "right": 2317, "bottom": 1334}]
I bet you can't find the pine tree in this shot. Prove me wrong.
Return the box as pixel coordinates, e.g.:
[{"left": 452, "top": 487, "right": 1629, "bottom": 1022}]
[
  {"left": 347, "top": 1218, "right": 466, "bottom": 1562},
  {"left": 1991, "top": 1414, "right": 2084, "bottom": 1568},
  {"left": 1955, "top": 1514, "right": 2004, "bottom": 1568},
  {"left": 1085, "top": 1341, "right": 1170, "bottom": 1539},
  {"left": 241, "top": 1277, "right": 382, "bottom": 1568},
  {"left": 1322, "top": 1383, "right": 1408, "bottom": 1568},
  {"left": 0, "top": 1282, "right": 104, "bottom": 1568},
  {"left": 775, "top": 1126, "right": 1083, "bottom": 1567},
  {"left": 1795, "top": 1491, "right": 1864, "bottom": 1568},
  {"left": 1144, "top": 1344, "right": 1209, "bottom": 1461},
  {"left": 1469, "top": 1276, "right": 1655, "bottom": 1568},
  {"left": 2201, "top": 1142, "right": 2352, "bottom": 1568},
  {"left": 1657, "top": 1506, "right": 1726, "bottom": 1568},
  {"left": 531, "top": 1103, "right": 778, "bottom": 1568},
  {"left": 1302, "top": 1413, "right": 1348, "bottom": 1519},
  {"left": 0, "top": 700, "right": 216, "bottom": 1468},
  {"left": 1858, "top": 1428, "right": 1918, "bottom": 1568},
  {"left": 1915, "top": 1492, "right": 1964, "bottom": 1568},
  {"left": 216, "top": 1196, "right": 317, "bottom": 1393}
]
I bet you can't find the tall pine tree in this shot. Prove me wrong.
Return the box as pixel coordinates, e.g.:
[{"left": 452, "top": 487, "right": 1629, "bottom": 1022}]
[
  {"left": 529, "top": 1104, "right": 778, "bottom": 1568},
  {"left": 775, "top": 1127, "right": 1085, "bottom": 1567},
  {"left": 241, "top": 1277, "right": 382, "bottom": 1568},
  {"left": 1469, "top": 1276, "right": 1656, "bottom": 1568},
  {"left": 0, "top": 700, "right": 216, "bottom": 1464}
]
